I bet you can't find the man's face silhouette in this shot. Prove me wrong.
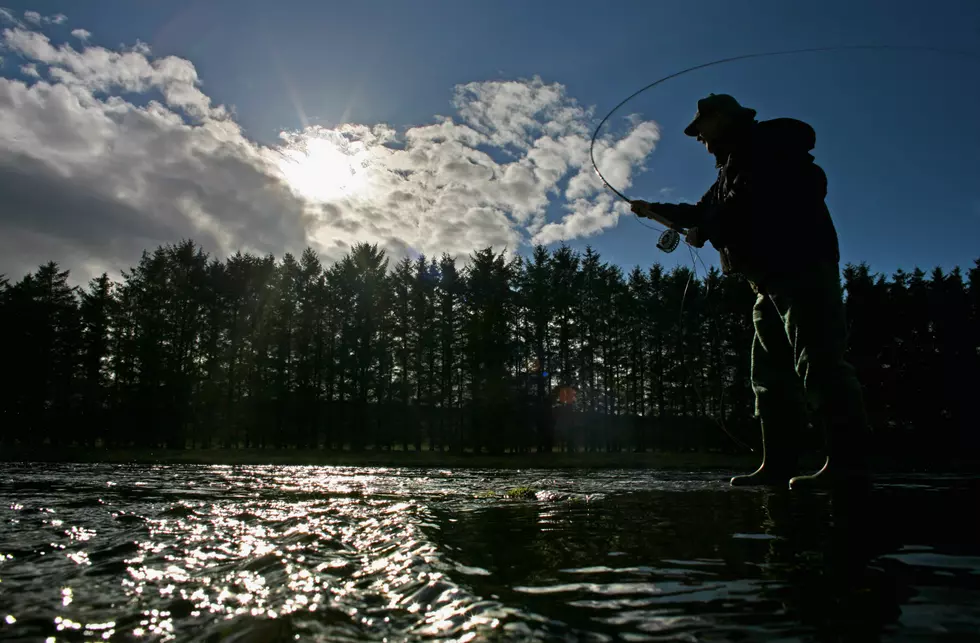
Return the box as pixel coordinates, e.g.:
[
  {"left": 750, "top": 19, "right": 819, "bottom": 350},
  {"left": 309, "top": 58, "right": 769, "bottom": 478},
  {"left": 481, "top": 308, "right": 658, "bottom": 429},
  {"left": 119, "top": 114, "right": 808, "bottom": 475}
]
[{"left": 693, "top": 111, "right": 731, "bottom": 156}]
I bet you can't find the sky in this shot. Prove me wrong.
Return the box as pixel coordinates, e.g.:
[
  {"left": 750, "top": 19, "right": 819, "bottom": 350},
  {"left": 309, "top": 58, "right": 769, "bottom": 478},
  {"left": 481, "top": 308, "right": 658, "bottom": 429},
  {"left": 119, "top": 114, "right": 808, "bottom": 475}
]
[{"left": 0, "top": 0, "right": 978, "bottom": 285}]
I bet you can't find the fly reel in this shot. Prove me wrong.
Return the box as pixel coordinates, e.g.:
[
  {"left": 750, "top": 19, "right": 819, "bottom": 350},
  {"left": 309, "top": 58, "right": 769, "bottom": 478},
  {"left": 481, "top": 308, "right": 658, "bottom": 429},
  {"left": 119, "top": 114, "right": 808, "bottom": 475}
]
[{"left": 656, "top": 228, "right": 681, "bottom": 253}]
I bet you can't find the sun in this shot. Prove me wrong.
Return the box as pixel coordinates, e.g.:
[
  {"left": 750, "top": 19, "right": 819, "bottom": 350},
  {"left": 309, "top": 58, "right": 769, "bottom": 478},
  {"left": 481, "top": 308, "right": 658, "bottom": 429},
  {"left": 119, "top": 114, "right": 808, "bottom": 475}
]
[{"left": 277, "top": 136, "right": 369, "bottom": 202}]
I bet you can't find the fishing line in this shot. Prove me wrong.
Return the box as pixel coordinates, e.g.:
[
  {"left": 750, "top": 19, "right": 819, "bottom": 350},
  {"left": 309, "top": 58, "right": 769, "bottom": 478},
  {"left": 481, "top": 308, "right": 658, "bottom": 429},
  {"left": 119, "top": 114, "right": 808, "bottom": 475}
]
[
  {"left": 591, "top": 43, "right": 979, "bottom": 453},
  {"left": 589, "top": 43, "right": 980, "bottom": 205},
  {"left": 677, "top": 240, "right": 753, "bottom": 452}
]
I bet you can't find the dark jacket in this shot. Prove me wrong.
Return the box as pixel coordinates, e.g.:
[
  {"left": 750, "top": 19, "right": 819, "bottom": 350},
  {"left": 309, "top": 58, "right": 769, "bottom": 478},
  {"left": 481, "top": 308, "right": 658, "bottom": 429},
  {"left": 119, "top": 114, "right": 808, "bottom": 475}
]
[{"left": 660, "top": 118, "right": 840, "bottom": 280}]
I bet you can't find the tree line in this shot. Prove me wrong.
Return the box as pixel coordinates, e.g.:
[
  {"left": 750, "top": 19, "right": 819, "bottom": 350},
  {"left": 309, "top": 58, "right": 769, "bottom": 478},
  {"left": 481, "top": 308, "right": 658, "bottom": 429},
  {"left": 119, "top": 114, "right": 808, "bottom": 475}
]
[{"left": 1, "top": 240, "right": 977, "bottom": 462}]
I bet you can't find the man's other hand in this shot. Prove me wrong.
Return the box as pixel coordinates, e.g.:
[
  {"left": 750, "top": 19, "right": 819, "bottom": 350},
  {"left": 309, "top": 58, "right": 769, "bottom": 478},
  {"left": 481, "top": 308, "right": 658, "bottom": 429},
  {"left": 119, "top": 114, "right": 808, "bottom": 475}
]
[{"left": 685, "top": 227, "right": 706, "bottom": 248}]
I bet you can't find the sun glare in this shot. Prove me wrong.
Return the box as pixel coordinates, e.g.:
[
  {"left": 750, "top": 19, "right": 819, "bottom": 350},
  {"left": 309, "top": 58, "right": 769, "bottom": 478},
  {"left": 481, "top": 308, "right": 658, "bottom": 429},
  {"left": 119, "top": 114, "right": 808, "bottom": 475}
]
[{"left": 277, "top": 136, "right": 369, "bottom": 202}]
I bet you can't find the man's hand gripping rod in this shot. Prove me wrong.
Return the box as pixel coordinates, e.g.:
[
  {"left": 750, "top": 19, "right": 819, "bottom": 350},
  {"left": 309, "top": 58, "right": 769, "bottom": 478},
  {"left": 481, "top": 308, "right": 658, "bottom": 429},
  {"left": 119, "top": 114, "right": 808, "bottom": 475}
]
[{"left": 632, "top": 201, "right": 687, "bottom": 253}]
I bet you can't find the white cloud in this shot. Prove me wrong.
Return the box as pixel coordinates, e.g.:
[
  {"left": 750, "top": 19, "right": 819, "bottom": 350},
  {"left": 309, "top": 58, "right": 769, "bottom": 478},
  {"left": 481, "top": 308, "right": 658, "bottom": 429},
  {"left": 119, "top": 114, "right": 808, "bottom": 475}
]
[
  {"left": 533, "top": 194, "right": 630, "bottom": 245},
  {"left": 70, "top": 28, "right": 91, "bottom": 42},
  {"left": 3, "top": 28, "right": 224, "bottom": 120},
  {"left": 0, "top": 22, "right": 660, "bottom": 283},
  {"left": 0, "top": 29, "right": 308, "bottom": 281},
  {"left": 22, "top": 10, "right": 65, "bottom": 26},
  {"left": 452, "top": 78, "right": 589, "bottom": 151}
]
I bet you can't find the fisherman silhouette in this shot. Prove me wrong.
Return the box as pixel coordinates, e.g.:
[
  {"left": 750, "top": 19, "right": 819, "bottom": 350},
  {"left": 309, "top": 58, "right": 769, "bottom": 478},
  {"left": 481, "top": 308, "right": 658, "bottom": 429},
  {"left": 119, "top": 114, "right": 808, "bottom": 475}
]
[{"left": 631, "top": 94, "right": 871, "bottom": 490}]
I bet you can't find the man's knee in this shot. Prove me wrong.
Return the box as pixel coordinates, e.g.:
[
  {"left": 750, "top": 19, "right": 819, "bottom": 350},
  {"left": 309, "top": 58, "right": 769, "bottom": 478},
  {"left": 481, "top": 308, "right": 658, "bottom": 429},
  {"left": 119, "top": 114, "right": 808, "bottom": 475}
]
[
  {"left": 802, "top": 359, "right": 863, "bottom": 410},
  {"left": 753, "top": 367, "right": 807, "bottom": 417}
]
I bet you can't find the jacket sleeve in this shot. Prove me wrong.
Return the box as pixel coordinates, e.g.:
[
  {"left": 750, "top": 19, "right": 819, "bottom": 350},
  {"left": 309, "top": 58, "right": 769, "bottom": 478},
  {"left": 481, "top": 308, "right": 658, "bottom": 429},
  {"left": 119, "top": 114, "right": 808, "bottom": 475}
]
[{"left": 651, "top": 181, "right": 720, "bottom": 229}]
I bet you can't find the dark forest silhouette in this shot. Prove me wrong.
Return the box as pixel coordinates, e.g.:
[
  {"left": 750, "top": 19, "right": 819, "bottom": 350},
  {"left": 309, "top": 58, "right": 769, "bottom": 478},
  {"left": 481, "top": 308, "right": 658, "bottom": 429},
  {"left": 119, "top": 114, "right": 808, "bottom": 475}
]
[{"left": 1, "top": 240, "right": 977, "bottom": 464}]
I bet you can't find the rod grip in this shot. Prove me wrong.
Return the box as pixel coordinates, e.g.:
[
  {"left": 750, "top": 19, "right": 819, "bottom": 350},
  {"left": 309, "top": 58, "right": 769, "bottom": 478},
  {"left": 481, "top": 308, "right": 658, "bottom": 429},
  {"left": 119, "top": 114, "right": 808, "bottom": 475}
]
[{"left": 645, "top": 211, "right": 687, "bottom": 234}]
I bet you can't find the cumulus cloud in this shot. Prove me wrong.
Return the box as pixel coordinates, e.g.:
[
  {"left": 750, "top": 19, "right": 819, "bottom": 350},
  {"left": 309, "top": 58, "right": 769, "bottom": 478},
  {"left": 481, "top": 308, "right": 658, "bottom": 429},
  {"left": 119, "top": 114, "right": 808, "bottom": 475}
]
[
  {"left": 0, "top": 27, "right": 308, "bottom": 281},
  {"left": 2, "top": 27, "right": 225, "bottom": 120},
  {"left": 22, "top": 9, "right": 63, "bottom": 25},
  {"left": 285, "top": 78, "right": 659, "bottom": 258},
  {"left": 0, "top": 19, "right": 659, "bottom": 283},
  {"left": 70, "top": 28, "right": 90, "bottom": 42}
]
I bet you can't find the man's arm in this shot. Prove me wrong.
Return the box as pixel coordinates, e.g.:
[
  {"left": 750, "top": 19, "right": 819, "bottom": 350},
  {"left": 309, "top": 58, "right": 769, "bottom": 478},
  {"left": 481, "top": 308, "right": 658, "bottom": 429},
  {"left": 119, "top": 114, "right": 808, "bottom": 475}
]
[{"left": 631, "top": 181, "right": 719, "bottom": 230}]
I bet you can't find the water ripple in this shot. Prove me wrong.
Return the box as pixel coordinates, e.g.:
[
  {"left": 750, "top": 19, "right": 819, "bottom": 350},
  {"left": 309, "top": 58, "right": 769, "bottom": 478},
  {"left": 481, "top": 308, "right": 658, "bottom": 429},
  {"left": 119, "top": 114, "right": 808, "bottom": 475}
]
[{"left": 1, "top": 464, "right": 978, "bottom": 641}]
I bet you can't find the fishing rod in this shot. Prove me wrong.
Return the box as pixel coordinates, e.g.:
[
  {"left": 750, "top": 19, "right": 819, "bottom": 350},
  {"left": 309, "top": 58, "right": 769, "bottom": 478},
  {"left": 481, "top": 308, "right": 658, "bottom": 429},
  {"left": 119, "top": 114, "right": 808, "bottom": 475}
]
[
  {"left": 589, "top": 43, "right": 980, "bottom": 216},
  {"left": 589, "top": 43, "right": 980, "bottom": 453}
]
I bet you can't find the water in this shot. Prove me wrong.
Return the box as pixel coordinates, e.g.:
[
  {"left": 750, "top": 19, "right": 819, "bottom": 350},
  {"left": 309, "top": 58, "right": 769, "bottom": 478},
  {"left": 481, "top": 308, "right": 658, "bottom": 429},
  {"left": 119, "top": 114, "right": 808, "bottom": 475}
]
[{"left": 1, "top": 465, "right": 978, "bottom": 642}]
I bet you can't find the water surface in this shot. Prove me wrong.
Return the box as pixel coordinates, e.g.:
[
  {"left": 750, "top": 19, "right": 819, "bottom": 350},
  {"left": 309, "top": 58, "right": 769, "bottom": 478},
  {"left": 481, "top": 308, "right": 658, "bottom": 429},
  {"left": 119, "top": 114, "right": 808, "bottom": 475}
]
[{"left": 1, "top": 464, "right": 977, "bottom": 641}]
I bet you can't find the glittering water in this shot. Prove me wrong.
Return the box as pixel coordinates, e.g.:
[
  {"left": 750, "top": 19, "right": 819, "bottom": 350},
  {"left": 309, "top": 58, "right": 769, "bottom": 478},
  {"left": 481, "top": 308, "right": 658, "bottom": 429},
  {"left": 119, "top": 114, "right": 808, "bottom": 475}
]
[{"left": 1, "top": 465, "right": 978, "bottom": 641}]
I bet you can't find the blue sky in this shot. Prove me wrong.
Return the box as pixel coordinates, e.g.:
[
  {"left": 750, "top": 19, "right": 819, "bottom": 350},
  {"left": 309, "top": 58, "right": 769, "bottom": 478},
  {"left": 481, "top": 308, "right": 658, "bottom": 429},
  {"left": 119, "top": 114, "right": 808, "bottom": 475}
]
[{"left": 1, "top": 0, "right": 978, "bottom": 282}]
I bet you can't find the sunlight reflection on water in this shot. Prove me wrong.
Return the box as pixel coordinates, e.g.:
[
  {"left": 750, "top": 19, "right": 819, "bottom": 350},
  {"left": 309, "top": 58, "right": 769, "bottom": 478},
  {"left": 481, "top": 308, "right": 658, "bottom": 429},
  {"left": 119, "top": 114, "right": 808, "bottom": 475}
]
[{"left": 0, "top": 464, "right": 977, "bottom": 641}]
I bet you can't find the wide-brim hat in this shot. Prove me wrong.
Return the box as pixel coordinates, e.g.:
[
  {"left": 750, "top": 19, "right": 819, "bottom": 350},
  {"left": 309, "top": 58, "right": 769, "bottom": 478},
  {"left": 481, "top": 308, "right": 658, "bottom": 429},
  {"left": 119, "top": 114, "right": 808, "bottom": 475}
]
[{"left": 684, "top": 93, "right": 757, "bottom": 137}]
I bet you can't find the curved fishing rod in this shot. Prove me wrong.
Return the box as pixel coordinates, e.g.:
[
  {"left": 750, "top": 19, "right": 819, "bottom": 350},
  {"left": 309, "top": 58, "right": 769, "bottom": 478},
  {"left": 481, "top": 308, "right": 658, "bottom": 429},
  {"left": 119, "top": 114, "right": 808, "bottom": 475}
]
[
  {"left": 589, "top": 43, "right": 980, "bottom": 205},
  {"left": 589, "top": 43, "right": 980, "bottom": 453}
]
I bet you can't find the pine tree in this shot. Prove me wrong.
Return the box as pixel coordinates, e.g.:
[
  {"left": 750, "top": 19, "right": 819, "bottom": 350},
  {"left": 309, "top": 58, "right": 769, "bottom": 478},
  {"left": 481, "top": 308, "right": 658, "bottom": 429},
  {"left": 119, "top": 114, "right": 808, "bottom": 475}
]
[
  {"left": 164, "top": 240, "right": 209, "bottom": 448},
  {"left": 295, "top": 248, "right": 326, "bottom": 448},
  {"left": 518, "top": 245, "right": 555, "bottom": 452},
  {"left": 463, "top": 247, "right": 517, "bottom": 454},
  {"left": 79, "top": 274, "right": 115, "bottom": 446},
  {"left": 388, "top": 256, "right": 415, "bottom": 448},
  {"left": 411, "top": 255, "right": 439, "bottom": 451},
  {"left": 436, "top": 254, "right": 464, "bottom": 452},
  {"left": 4, "top": 263, "right": 81, "bottom": 445}
]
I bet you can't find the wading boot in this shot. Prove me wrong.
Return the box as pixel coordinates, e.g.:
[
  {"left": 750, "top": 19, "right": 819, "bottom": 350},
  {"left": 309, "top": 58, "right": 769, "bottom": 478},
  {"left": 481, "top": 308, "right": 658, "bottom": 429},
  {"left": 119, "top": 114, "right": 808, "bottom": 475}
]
[
  {"left": 789, "top": 422, "right": 871, "bottom": 491},
  {"left": 731, "top": 421, "right": 799, "bottom": 487},
  {"left": 730, "top": 460, "right": 798, "bottom": 487},
  {"left": 788, "top": 455, "right": 870, "bottom": 491}
]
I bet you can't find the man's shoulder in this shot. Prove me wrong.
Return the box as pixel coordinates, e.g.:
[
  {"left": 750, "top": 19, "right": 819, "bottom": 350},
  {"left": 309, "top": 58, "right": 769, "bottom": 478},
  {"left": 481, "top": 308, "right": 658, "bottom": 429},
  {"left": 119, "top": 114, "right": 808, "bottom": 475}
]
[{"left": 751, "top": 118, "right": 817, "bottom": 153}]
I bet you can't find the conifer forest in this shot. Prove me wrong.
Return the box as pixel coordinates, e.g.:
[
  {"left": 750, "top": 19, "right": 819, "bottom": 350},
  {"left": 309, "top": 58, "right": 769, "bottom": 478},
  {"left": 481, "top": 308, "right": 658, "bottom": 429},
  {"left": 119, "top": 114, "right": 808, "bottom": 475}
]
[{"left": 2, "top": 240, "right": 977, "bottom": 465}]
